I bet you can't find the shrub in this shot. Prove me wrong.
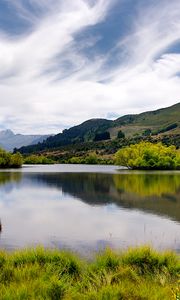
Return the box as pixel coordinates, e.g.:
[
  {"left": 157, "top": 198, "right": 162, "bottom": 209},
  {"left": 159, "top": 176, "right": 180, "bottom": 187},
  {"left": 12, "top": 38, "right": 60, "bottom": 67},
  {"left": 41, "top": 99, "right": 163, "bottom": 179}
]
[
  {"left": 142, "top": 129, "right": 152, "bottom": 136},
  {"left": 24, "top": 155, "right": 54, "bottom": 164},
  {"left": 10, "top": 153, "right": 23, "bottom": 167},
  {"left": 85, "top": 153, "right": 99, "bottom": 164},
  {"left": 115, "top": 142, "right": 180, "bottom": 170},
  {"left": 0, "top": 148, "right": 22, "bottom": 168},
  {"left": 117, "top": 130, "right": 125, "bottom": 139}
]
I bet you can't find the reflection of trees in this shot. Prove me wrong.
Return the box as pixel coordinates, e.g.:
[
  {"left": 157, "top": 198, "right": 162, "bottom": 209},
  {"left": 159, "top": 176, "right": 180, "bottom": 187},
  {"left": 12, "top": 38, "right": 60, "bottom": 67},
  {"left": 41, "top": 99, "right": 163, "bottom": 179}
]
[
  {"left": 25, "top": 172, "right": 180, "bottom": 222},
  {"left": 113, "top": 173, "right": 180, "bottom": 197},
  {"left": 0, "top": 172, "right": 22, "bottom": 186},
  {"left": 0, "top": 173, "right": 22, "bottom": 237},
  {"left": 0, "top": 171, "right": 179, "bottom": 221},
  {"left": 112, "top": 173, "right": 180, "bottom": 222}
]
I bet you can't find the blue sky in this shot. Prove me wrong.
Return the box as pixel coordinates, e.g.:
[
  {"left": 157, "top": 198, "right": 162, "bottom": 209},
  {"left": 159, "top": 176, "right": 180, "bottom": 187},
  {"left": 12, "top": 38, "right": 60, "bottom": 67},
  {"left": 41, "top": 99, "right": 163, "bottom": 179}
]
[{"left": 0, "top": 0, "right": 180, "bottom": 134}]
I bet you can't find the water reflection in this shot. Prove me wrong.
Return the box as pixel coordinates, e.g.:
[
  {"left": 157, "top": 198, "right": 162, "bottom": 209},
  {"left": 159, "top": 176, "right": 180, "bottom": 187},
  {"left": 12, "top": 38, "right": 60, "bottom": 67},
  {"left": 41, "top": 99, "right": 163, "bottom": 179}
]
[
  {"left": 0, "top": 172, "right": 22, "bottom": 186},
  {"left": 114, "top": 173, "right": 180, "bottom": 197},
  {"left": 23, "top": 172, "right": 180, "bottom": 222},
  {"left": 0, "top": 168, "right": 179, "bottom": 253}
]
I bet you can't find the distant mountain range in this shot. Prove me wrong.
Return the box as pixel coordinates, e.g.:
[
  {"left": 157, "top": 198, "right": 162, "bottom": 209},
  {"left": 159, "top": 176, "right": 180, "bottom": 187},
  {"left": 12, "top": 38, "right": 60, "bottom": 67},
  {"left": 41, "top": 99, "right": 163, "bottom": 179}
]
[
  {"left": 16, "top": 102, "right": 180, "bottom": 154},
  {"left": 0, "top": 129, "right": 51, "bottom": 151}
]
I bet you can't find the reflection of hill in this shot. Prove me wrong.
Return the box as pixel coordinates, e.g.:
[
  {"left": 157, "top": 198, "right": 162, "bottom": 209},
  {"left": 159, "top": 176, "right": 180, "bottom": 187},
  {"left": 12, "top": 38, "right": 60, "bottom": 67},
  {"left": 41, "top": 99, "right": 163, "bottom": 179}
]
[
  {"left": 114, "top": 191, "right": 180, "bottom": 222},
  {"left": 23, "top": 172, "right": 180, "bottom": 222},
  {"left": 26, "top": 173, "right": 113, "bottom": 205}
]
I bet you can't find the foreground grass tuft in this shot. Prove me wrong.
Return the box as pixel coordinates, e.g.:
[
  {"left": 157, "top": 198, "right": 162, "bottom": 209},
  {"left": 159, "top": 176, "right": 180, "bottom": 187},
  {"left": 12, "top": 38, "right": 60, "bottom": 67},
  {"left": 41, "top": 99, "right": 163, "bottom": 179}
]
[{"left": 0, "top": 246, "right": 179, "bottom": 299}]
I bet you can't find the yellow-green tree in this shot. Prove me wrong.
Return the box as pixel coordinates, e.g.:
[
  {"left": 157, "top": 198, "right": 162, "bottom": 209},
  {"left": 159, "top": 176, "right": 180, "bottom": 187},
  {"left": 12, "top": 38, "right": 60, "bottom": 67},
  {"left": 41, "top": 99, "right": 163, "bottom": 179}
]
[
  {"left": 10, "top": 152, "right": 23, "bottom": 167},
  {"left": 0, "top": 148, "right": 11, "bottom": 167},
  {"left": 0, "top": 148, "right": 22, "bottom": 168},
  {"left": 115, "top": 142, "right": 180, "bottom": 170}
]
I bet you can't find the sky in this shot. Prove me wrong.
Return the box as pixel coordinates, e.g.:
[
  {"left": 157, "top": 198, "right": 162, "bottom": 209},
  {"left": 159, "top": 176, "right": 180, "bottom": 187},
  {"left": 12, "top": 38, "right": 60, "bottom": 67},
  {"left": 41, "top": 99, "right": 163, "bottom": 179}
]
[{"left": 0, "top": 0, "right": 180, "bottom": 134}]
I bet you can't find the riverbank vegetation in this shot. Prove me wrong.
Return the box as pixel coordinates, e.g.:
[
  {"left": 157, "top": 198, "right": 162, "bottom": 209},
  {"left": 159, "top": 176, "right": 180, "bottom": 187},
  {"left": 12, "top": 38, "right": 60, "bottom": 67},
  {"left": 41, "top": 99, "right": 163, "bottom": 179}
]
[
  {"left": 23, "top": 140, "right": 180, "bottom": 170},
  {"left": 0, "top": 246, "right": 179, "bottom": 299},
  {"left": 23, "top": 152, "right": 114, "bottom": 165},
  {"left": 115, "top": 142, "right": 180, "bottom": 170},
  {"left": 17, "top": 117, "right": 179, "bottom": 166},
  {"left": 0, "top": 148, "right": 23, "bottom": 168},
  {"left": 23, "top": 154, "right": 55, "bottom": 165}
]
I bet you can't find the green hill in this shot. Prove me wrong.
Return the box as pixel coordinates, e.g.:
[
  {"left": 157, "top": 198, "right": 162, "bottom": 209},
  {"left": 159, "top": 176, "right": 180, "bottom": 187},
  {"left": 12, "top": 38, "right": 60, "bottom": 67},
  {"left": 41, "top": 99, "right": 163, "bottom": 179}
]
[
  {"left": 115, "top": 102, "right": 180, "bottom": 126},
  {"left": 17, "top": 102, "right": 180, "bottom": 154},
  {"left": 110, "top": 102, "right": 180, "bottom": 138}
]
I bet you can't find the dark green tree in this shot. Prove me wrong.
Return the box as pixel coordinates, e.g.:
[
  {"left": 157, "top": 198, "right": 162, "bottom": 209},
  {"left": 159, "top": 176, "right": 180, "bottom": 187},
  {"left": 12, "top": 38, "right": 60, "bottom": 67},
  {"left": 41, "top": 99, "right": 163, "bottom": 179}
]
[
  {"left": 94, "top": 131, "right": 110, "bottom": 141},
  {"left": 143, "top": 129, "right": 152, "bottom": 136},
  {"left": 117, "top": 130, "right": 125, "bottom": 139}
]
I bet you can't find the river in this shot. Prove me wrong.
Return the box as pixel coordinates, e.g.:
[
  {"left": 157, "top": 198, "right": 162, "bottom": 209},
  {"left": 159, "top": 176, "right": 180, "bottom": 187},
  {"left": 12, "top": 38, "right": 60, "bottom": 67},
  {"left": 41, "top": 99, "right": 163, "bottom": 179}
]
[{"left": 0, "top": 164, "right": 179, "bottom": 254}]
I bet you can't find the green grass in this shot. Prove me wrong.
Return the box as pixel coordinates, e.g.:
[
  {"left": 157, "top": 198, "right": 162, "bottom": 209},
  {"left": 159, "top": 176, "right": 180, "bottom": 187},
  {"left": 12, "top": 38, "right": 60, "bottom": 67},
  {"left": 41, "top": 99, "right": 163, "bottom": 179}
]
[{"left": 0, "top": 246, "right": 179, "bottom": 299}]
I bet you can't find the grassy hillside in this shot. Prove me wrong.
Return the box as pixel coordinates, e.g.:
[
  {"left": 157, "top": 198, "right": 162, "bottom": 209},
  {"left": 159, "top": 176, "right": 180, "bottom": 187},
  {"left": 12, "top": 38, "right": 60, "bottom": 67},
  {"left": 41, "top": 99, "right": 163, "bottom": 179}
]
[
  {"left": 114, "top": 102, "right": 180, "bottom": 127},
  {"left": 17, "top": 102, "right": 180, "bottom": 154},
  {"left": 110, "top": 102, "right": 180, "bottom": 138}
]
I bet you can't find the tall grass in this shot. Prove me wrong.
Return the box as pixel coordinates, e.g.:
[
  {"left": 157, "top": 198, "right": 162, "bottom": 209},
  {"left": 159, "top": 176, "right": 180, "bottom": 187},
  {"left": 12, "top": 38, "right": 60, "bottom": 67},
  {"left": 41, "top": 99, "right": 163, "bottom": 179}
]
[{"left": 0, "top": 246, "right": 179, "bottom": 299}]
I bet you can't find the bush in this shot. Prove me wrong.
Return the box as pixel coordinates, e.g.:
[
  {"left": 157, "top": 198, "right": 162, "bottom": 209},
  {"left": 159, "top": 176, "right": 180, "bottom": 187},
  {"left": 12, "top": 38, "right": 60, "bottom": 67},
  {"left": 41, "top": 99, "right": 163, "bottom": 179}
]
[
  {"left": 10, "top": 153, "right": 23, "bottom": 167},
  {"left": 142, "top": 129, "right": 151, "bottom": 136},
  {"left": 24, "top": 155, "right": 54, "bottom": 164},
  {"left": 85, "top": 153, "right": 99, "bottom": 164},
  {"left": 0, "top": 148, "right": 23, "bottom": 168},
  {"left": 69, "top": 157, "right": 84, "bottom": 164},
  {"left": 117, "top": 130, "right": 125, "bottom": 139},
  {"left": 115, "top": 142, "right": 180, "bottom": 170}
]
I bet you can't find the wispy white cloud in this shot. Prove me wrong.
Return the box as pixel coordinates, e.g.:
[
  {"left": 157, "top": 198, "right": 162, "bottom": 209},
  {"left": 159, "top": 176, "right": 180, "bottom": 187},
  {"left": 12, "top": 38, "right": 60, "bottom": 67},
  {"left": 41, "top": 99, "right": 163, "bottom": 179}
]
[{"left": 0, "top": 0, "right": 180, "bottom": 134}]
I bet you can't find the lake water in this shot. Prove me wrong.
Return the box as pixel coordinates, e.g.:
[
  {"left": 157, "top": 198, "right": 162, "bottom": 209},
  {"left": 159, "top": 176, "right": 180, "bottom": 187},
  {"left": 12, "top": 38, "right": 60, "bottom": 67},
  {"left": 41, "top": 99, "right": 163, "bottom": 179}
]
[{"left": 0, "top": 165, "right": 179, "bottom": 254}]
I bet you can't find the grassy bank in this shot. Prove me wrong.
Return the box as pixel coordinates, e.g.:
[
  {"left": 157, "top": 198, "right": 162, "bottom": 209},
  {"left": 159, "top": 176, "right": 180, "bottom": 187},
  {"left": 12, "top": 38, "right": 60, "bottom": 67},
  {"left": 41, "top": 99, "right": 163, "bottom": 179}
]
[{"left": 0, "top": 246, "right": 179, "bottom": 299}]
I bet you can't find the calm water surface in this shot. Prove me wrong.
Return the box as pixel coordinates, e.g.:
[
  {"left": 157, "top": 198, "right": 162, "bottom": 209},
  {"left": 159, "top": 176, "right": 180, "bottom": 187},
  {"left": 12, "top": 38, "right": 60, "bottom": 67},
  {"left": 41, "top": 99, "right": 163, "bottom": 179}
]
[{"left": 0, "top": 164, "right": 179, "bottom": 254}]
